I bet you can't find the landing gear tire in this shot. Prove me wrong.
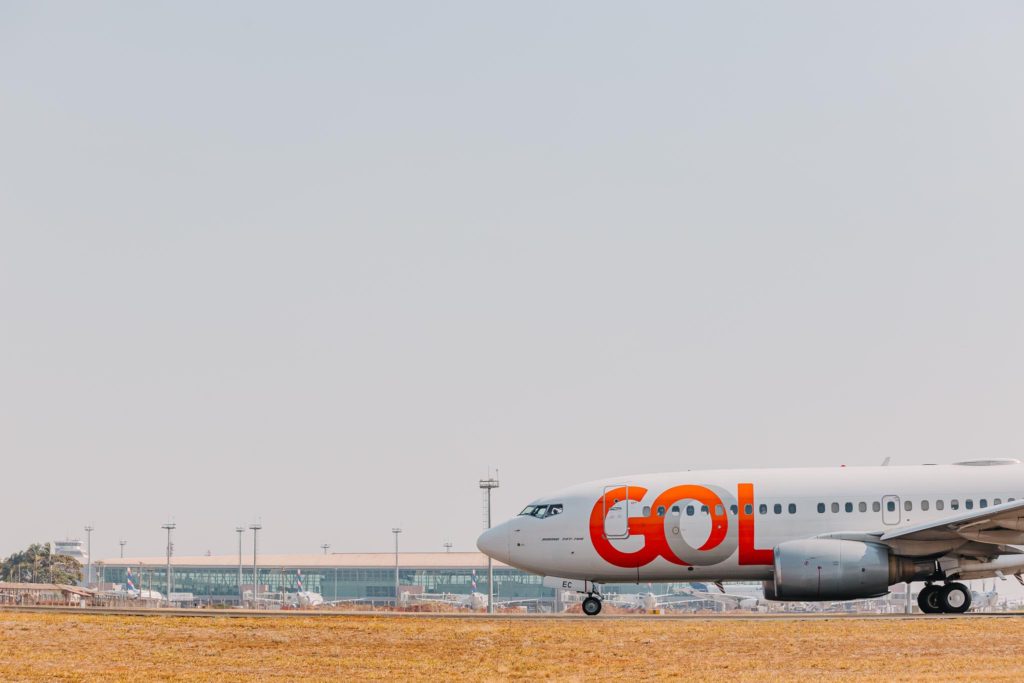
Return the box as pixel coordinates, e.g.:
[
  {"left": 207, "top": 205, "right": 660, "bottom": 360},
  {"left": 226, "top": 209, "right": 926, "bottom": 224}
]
[
  {"left": 582, "top": 596, "right": 602, "bottom": 616},
  {"left": 917, "top": 585, "right": 942, "bottom": 614},
  {"left": 938, "top": 583, "right": 971, "bottom": 614}
]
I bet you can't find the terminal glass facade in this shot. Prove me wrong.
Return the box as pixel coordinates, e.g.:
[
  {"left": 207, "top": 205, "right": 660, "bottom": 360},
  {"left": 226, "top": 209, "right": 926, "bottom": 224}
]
[{"left": 101, "top": 564, "right": 550, "bottom": 604}]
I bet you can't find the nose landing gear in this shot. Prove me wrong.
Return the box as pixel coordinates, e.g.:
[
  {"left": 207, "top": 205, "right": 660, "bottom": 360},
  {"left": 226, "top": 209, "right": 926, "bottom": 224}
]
[
  {"left": 917, "top": 582, "right": 972, "bottom": 614},
  {"left": 581, "top": 595, "right": 602, "bottom": 616}
]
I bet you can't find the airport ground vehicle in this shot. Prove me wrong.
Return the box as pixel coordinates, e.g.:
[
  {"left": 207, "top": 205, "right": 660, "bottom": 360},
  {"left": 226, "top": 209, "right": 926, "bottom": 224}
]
[{"left": 478, "top": 460, "right": 1024, "bottom": 615}]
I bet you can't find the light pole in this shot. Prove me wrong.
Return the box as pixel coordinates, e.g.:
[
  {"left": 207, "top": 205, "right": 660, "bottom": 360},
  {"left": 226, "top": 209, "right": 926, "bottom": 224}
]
[
  {"left": 479, "top": 472, "right": 499, "bottom": 614},
  {"left": 321, "top": 543, "right": 330, "bottom": 555},
  {"left": 249, "top": 522, "right": 262, "bottom": 607},
  {"left": 235, "top": 527, "right": 245, "bottom": 606},
  {"left": 161, "top": 522, "right": 176, "bottom": 605},
  {"left": 392, "top": 528, "right": 402, "bottom": 609},
  {"left": 84, "top": 525, "right": 94, "bottom": 587},
  {"left": 119, "top": 540, "right": 126, "bottom": 559},
  {"left": 443, "top": 541, "right": 453, "bottom": 553}
]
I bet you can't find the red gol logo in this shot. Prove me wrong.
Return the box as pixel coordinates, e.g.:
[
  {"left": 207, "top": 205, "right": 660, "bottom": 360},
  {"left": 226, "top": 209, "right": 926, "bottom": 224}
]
[{"left": 589, "top": 483, "right": 774, "bottom": 568}]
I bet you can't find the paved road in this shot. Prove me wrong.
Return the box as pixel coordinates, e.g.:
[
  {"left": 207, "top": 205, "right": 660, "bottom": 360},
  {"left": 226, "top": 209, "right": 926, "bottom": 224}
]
[{"left": 2, "top": 605, "right": 1023, "bottom": 620}]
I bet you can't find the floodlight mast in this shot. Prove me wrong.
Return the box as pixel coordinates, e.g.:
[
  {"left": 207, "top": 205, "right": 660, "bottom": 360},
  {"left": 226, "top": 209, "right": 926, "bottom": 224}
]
[
  {"left": 119, "top": 539, "right": 126, "bottom": 559},
  {"left": 235, "top": 527, "right": 245, "bottom": 606},
  {"left": 84, "top": 525, "right": 95, "bottom": 587},
  {"left": 249, "top": 522, "right": 262, "bottom": 607},
  {"left": 392, "top": 528, "right": 402, "bottom": 609},
  {"left": 161, "top": 522, "right": 176, "bottom": 605},
  {"left": 479, "top": 472, "right": 500, "bottom": 614}
]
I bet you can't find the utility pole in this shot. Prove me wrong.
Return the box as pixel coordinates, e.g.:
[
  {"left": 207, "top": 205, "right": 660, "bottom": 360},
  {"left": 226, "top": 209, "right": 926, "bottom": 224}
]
[
  {"left": 392, "top": 528, "right": 402, "bottom": 609},
  {"left": 321, "top": 543, "right": 331, "bottom": 555},
  {"left": 235, "top": 527, "right": 245, "bottom": 606},
  {"left": 161, "top": 522, "right": 176, "bottom": 605},
  {"left": 479, "top": 472, "right": 500, "bottom": 614},
  {"left": 84, "top": 525, "right": 95, "bottom": 587},
  {"left": 119, "top": 540, "right": 126, "bottom": 559},
  {"left": 249, "top": 522, "right": 262, "bottom": 607}
]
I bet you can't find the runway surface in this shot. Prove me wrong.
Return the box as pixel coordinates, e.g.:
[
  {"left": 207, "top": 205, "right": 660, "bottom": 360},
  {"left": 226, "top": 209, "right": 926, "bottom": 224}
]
[{"left": 3, "top": 604, "right": 1023, "bottom": 620}]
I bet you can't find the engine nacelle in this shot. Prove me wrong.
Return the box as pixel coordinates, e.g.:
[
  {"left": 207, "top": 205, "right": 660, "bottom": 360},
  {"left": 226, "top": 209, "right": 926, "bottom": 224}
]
[{"left": 763, "top": 539, "right": 929, "bottom": 601}]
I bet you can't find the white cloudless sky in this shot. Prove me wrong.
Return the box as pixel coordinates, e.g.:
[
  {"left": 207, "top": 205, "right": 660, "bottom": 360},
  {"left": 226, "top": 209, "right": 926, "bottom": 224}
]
[{"left": 2, "top": 1, "right": 1024, "bottom": 561}]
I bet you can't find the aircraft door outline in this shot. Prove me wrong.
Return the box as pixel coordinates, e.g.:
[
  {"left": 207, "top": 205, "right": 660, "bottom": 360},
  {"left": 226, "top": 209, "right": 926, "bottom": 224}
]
[
  {"left": 881, "top": 495, "right": 901, "bottom": 525},
  {"left": 603, "top": 485, "right": 630, "bottom": 539}
]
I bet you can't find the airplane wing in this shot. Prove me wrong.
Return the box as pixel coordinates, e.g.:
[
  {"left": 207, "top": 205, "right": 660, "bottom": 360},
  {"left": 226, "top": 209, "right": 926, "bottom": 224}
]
[
  {"left": 878, "top": 499, "right": 1024, "bottom": 559},
  {"left": 816, "top": 499, "right": 1024, "bottom": 563}
]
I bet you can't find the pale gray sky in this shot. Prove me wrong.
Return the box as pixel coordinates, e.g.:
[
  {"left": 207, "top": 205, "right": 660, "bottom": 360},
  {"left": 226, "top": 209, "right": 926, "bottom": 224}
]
[{"left": 2, "top": 2, "right": 1024, "bottom": 561}]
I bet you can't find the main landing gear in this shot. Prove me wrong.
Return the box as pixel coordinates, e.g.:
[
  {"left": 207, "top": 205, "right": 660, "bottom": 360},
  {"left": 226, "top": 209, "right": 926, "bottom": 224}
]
[
  {"left": 917, "top": 582, "right": 972, "bottom": 614},
  {"left": 582, "top": 594, "right": 603, "bottom": 616}
]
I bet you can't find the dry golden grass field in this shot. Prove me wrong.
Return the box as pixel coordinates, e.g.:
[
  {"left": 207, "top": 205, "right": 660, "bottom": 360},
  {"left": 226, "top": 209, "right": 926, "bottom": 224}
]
[{"left": 2, "top": 611, "right": 1023, "bottom": 681}]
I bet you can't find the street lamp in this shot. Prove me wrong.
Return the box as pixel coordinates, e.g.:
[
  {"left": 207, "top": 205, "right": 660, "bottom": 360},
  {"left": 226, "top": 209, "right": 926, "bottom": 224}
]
[
  {"left": 235, "top": 527, "right": 245, "bottom": 606},
  {"left": 479, "top": 472, "right": 500, "bottom": 613},
  {"left": 443, "top": 541, "right": 453, "bottom": 553},
  {"left": 392, "top": 528, "right": 402, "bottom": 609},
  {"left": 321, "top": 543, "right": 330, "bottom": 555},
  {"left": 249, "top": 522, "right": 262, "bottom": 607},
  {"left": 84, "top": 525, "right": 95, "bottom": 587},
  {"left": 119, "top": 539, "right": 126, "bottom": 559},
  {"left": 161, "top": 522, "right": 176, "bottom": 605}
]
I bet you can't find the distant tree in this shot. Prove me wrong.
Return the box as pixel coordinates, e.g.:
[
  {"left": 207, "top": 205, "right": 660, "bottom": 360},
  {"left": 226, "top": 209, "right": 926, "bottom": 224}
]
[{"left": 0, "top": 543, "right": 83, "bottom": 585}]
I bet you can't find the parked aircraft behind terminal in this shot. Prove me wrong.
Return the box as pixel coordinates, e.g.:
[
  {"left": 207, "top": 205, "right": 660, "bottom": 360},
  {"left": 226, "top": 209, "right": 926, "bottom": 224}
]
[{"left": 477, "top": 460, "right": 1024, "bottom": 616}]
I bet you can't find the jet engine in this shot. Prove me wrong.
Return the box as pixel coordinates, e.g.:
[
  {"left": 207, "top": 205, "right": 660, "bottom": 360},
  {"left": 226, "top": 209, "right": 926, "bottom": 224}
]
[{"left": 763, "top": 539, "right": 932, "bottom": 601}]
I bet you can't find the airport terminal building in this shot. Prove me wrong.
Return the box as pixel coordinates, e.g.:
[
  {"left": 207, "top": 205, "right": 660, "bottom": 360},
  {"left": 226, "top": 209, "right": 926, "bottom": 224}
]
[{"left": 99, "top": 552, "right": 553, "bottom": 606}]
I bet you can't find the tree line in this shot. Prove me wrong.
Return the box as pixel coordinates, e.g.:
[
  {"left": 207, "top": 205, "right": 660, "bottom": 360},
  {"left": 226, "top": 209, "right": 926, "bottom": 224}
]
[{"left": 0, "top": 543, "right": 83, "bottom": 585}]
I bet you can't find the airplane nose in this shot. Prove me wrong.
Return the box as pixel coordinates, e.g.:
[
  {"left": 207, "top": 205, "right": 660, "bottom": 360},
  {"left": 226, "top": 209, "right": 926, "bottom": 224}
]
[{"left": 476, "top": 523, "right": 509, "bottom": 563}]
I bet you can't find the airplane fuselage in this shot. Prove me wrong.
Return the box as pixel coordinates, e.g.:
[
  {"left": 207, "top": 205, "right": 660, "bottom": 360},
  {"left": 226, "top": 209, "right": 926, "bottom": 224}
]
[{"left": 477, "top": 462, "right": 1024, "bottom": 585}]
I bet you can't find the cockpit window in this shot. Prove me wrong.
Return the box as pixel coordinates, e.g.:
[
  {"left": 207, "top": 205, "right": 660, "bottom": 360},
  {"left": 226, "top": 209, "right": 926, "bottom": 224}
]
[
  {"left": 518, "top": 504, "right": 562, "bottom": 518},
  {"left": 519, "top": 505, "right": 547, "bottom": 517}
]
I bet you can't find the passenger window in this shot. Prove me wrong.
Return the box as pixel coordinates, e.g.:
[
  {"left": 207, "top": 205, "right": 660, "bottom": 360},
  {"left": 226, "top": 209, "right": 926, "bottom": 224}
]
[
  {"left": 921, "top": 500, "right": 929, "bottom": 511},
  {"left": 886, "top": 501, "right": 896, "bottom": 512},
  {"left": 744, "top": 504, "right": 753, "bottom": 515},
  {"left": 729, "top": 504, "right": 738, "bottom": 515},
  {"left": 858, "top": 502, "right": 867, "bottom": 513},
  {"left": 759, "top": 504, "right": 768, "bottom": 515},
  {"left": 657, "top": 506, "right": 666, "bottom": 517},
  {"left": 980, "top": 499, "right": 988, "bottom": 508},
  {"left": 686, "top": 505, "right": 695, "bottom": 516},
  {"left": 714, "top": 505, "right": 724, "bottom": 516},
  {"left": 844, "top": 502, "right": 853, "bottom": 513},
  {"left": 1010, "top": 498, "right": 1016, "bottom": 502},
  {"left": 671, "top": 505, "right": 681, "bottom": 515},
  {"left": 966, "top": 499, "right": 974, "bottom": 510},
  {"left": 773, "top": 504, "right": 782, "bottom": 514},
  {"left": 936, "top": 500, "right": 944, "bottom": 510},
  {"left": 831, "top": 502, "right": 840, "bottom": 513},
  {"left": 950, "top": 499, "right": 960, "bottom": 510},
  {"left": 788, "top": 503, "right": 797, "bottom": 514},
  {"left": 817, "top": 503, "right": 825, "bottom": 513},
  {"left": 642, "top": 506, "right": 651, "bottom": 517},
  {"left": 547, "top": 504, "right": 563, "bottom": 517},
  {"left": 701, "top": 505, "right": 709, "bottom": 515},
  {"left": 994, "top": 498, "right": 1002, "bottom": 506},
  {"left": 904, "top": 500, "right": 912, "bottom": 512},
  {"left": 872, "top": 501, "right": 881, "bottom": 512}
]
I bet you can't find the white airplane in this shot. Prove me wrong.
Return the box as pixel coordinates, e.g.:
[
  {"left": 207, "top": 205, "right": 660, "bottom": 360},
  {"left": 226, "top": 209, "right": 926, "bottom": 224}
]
[
  {"left": 411, "top": 591, "right": 539, "bottom": 610},
  {"left": 477, "top": 459, "right": 1024, "bottom": 616}
]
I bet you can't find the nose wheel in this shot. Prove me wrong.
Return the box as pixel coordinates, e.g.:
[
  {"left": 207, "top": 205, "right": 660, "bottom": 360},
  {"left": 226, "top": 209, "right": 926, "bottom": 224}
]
[{"left": 582, "top": 595, "right": 602, "bottom": 616}]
